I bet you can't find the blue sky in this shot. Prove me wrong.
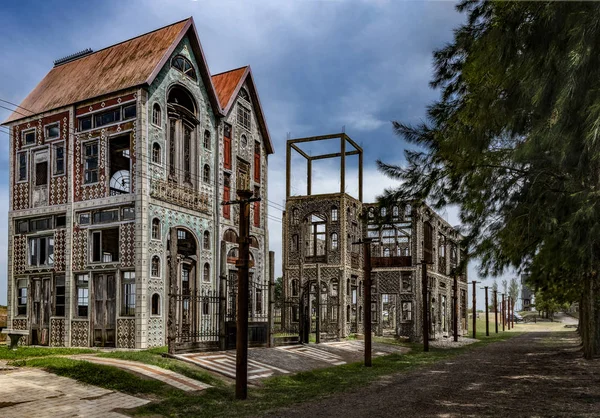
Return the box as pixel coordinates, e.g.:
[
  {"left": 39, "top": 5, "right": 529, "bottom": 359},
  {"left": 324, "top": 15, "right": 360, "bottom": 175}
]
[{"left": 0, "top": 0, "right": 517, "bottom": 309}]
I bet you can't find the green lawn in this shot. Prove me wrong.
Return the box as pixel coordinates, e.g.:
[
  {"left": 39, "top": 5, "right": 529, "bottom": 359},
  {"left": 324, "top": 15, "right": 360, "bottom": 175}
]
[
  {"left": 97, "top": 346, "right": 223, "bottom": 387},
  {"left": 0, "top": 346, "right": 96, "bottom": 360}
]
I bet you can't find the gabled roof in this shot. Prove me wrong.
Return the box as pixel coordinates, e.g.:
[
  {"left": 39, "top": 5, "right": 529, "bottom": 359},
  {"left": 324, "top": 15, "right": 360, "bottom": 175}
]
[
  {"left": 211, "top": 66, "right": 274, "bottom": 154},
  {"left": 3, "top": 17, "right": 222, "bottom": 124}
]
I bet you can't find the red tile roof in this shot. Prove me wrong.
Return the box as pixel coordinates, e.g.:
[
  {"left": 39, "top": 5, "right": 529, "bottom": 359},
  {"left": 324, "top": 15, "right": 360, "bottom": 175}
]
[
  {"left": 211, "top": 66, "right": 248, "bottom": 111},
  {"left": 3, "top": 19, "right": 190, "bottom": 124}
]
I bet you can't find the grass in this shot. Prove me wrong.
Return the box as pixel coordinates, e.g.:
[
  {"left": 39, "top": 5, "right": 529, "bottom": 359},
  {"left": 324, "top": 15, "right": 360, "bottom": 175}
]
[
  {"left": 0, "top": 346, "right": 96, "bottom": 360},
  {"left": 97, "top": 346, "right": 223, "bottom": 387},
  {"left": 131, "top": 331, "right": 517, "bottom": 417}
]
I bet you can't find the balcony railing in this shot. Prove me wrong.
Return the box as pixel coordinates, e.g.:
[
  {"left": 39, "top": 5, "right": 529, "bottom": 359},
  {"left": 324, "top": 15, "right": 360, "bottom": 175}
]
[
  {"left": 150, "top": 179, "right": 210, "bottom": 213},
  {"left": 371, "top": 256, "right": 412, "bottom": 268}
]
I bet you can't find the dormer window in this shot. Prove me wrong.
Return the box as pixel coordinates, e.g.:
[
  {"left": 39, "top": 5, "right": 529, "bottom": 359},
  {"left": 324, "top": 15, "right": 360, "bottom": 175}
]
[
  {"left": 239, "top": 88, "right": 250, "bottom": 102},
  {"left": 171, "top": 55, "right": 197, "bottom": 81}
]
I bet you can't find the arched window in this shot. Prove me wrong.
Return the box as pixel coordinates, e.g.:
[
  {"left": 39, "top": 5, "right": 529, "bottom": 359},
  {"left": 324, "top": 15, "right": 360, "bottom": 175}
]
[
  {"left": 239, "top": 88, "right": 250, "bottom": 101},
  {"left": 203, "top": 263, "right": 210, "bottom": 282},
  {"left": 151, "top": 293, "right": 160, "bottom": 315},
  {"left": 392, "top": 206, "right": 399, "bottom": 218},
  {"left": 151, "top": 256, "right": 160, "bottom": 277},
  {"left": 292, "top": 234, "right": 299, "bottom": 251},
  {"left": 203, "top": 231, "right": 210, "bottom": 250},
  {"left": 240, "top": 134, "right": 248, "bottom": 148},
  {"left": 224, "top": 229, "right": 238, "bottom": 243},
  {"left": 152, "top": 103, "right": 162, "bottom": 126},
  {"left": 292, "top": 208, "right": 299, "bottom": 225},
  {"left": 331, "top": 206, "right": 338, "bottom": 222},
  {"left": 152, "top": 143, "right": 161, "bottom": 164},
  {"left": 203, "top": 164, "right": 210, "bottom": 183},
  {"left": 250, "top": 236, "right": 259, "bottom": 248},
  {"left": 331, "top": 233, "right": 338, "bottom": 250},
  {"left": 167, "top": 85, "right": 197, "bottom": 187},
  {"left": 151, "top": 218, "right": 161, "bottom": 240},
  {"left": 203, "top": 130, "right": 211, "bottom": 150},
  {"left": 171, "top": 55, "right": 197, "bottom": 80}
]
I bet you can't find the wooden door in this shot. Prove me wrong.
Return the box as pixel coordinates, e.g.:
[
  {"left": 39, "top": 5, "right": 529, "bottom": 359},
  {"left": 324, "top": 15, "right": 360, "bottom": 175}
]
[
  {"left": 93, "top": 274, "right": 116, "bottom": 347},
  {"left": 31, "top": 277, "right": 51, "bottom": 345}
]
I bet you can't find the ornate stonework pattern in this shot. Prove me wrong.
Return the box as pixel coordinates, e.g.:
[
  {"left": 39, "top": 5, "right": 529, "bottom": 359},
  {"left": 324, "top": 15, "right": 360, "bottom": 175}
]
[
  {"left": 120, "top": 223, "right": 135, "bottom": 268},
  {"left": 50, "top": 318, "right": 66, "bottom": 347},
  {"left": 147, "top": 317, "right": 164, "bottom": 348},
  {"left": 117, "top": 318, "right": 136, "bottom": 348},
  {"left": 72, "top": 228, "right": 88, "bottom": 271},
  {"left": 13, "top": 235, "right": 27, "bottom": 274},
  {"left": 13, "top": 182, "right": 30, "bottom": 210},
  {"left": 53, "top": 229, "right": 66, "bottom": 272},
  {"left": 12, "top": 318, "right": 28, "bottom": 346},
  {"left": 49, "top": 175, "right": 67, "bottom": 206},
  {"left": 71, "top": 321, "right": 89, "bottom": 347}
]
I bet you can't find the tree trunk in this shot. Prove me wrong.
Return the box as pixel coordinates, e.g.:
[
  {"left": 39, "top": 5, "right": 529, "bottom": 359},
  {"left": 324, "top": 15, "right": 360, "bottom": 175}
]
[{"left": 581, "top": 272, "right": 596, "bottom": 359}]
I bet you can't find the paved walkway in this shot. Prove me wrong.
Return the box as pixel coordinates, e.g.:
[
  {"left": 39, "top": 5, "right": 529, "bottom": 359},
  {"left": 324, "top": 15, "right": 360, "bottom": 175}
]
[
  {"left": 269, "top": 328, "right": 600, "bottom": 417},
  {"left": 176, "top": 341, "right": 408, "bottom": 380},
  {"left": 73, "top": 356, "right": 211, "bottom": 392},
  {"left": 0, "top": 367, "right": 148, "bottom": 417}
]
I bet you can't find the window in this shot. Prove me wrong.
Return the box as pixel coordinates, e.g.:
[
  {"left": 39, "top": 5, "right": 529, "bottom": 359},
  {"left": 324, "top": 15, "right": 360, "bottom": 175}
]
[
  {"left": 54, "top": 275, "right": 65, "bottom": 316},
  {"left": 17, "top": 279, "right": 27, "bottom": 316},
  {"left": 171, "top": 55, "right": 197, "bottom": 80},
  {"left": 94, "top": 108, "right": 121, "bottom": 127},
  {"left": 292, "top": 234, "right": 299, "bottom": 251},
  {"left": 16, "top": 219, "right": 29, "bottom": 233},
  {"left": 121, "top": 207, "right": 135, "bottom": 221},
  {"left": 123, "top": 104, "right": 136, "bottom": 120},
  {"left": 224, "top": 124, "right": 232, "bottom": 169},
  {"left": 401, "top": 301, "right": 412, "bottom": 321},
  {"left": 29, "top": 236, "right": 54, "bottom": 266},
  {"left": 152, "top": 143, "right": 161, "bottom": 164},
  {"left": 237, "top": 104, "right": 251, "bottom": 130},
  {"left": 84, "top": 141, "right": 99, "bottom": 184},
  {"left": 151, "top": 256, "right": 160, "bottom": 277},
  {"left": 292, "top": 208, "right": 299, "bottom": 225},
  {"left": 203, "top": 263, "right": 210, "bottom": 282},
  {"left": 306, "top": 214, "right": 326, "bottom": 260},
  {"left": 253, "top": 186, "right": 260, "bottom": 227},
  {"left": 76, "top": 274, "right": 89, "bottom": 317},
  {"left": 178, "top": 229, "right": 188, "bottom": 240},
  {"left": 203, "top": 164, "right": 211, "bottom": 183},
  {"left": 240, "top": 134, "right": 247, "bottom": 148},
  {"left": 152, "top": 103, "right": 162, "bottom": 126},
  {"left": 152, "top": 294, "right": 161, "bottom": 315},
  {"left": 53, "top": 143, "right": 65, "bottom": 175},
  {"left": 17, "top": 151, "right": 27, "bottom": 181},
  {"left": 91, "top": 228, "right": 119, "bottom": 262},
  {"left": 331, "top": 233, "right": 338, "bottom": 250},
  {"left": 256, "top": 288, "right": 262, "bottom": 314},
  {"left": 392, "top": 206, "right": 399, "bottom": 218},
  {"left": 254, "top": 141, "right": 261, "bottom": 182},
  {"left": 203, "top": 231, "right": 210, "bottom": 250},
  {"left": 381, "top": 207, "right": 387, "bottom": 217},
  {"left": 292, "top": 279, "right": 299, "bottom": 296},
  {"left": 331, "top": 206, "right": 338, "bottom": 222},
  {"left": 55, "top": 215, "right": 66, "bottom": 228},
  {"left": 122, "top": 271, "right": 135, "bottom": 316},
  {"left": 79, "top": 116, "right": 92, "bottom": 131},
  {"left": 250, "top": 236, "right": 259, "bottom": 248},
  {"left": 368, "top": 207, "right": 374, "bottom": 218},
  {"left": 152, "top": 218, "right": 161, "bottom": 240},
  {"left": 204, "top": 130, "right": 211, "bottom": 149},
  {"left": 23, "top": 129, "right": 36, "bottom": 145},
  {"left": 35, "top": 160, "right": 48, "bottom": 186},
  {"left": 223, "top": 173, "right": 231, "bottom": 219},
  {"left": 224, "top": 229, "right": 237, "bottom": 243},
  {"left": 79, "top": 213, "right": 90, "bottom": 225},
  {"left": 93, "top": 209, "right": 119, "bottom": 224},
  {"left": 45, "top": 123, "right": 60, "bottom": 140},
  {"left": 239, "top": 88, "right": 250, "bottom": 101},
  {"left": 405, "top": 204, "right": 411, "bottom": 217}
]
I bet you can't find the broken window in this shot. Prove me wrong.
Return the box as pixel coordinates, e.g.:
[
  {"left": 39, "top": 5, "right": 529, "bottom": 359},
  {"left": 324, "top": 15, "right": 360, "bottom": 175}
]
[
  {"left": 84, "top": 141, "right": 99, "bottom": 184},
  {"left": 122, "top": 271, "right": 135, "bottom": 316},
  {"left": 76, "top": 274, "right": 89, "bottom": 317},
  {"left": 402, "top": 272, "right": 412, "bottom": 292},
  {"left": 17, "top": 279, "right": 27, "bottom": 316},
  {"left": 401, "top": 301, "right": 412, "bottom": 321},
  {"left": 151, "top": 256, "right": 160, "bottom": 277},
  {"left": 306, "top": 214, "right": 326, "bottom": 261},
  {"left": 291, "top": 208, "right": 299, "bottom": 225},
  {"left": 239, "top": 88, "right": 250, "bottom": 102},
  {"left": 17, "top": 151, "right": 27, "bottom": 181},
  {"left": 109, "top": 135, "right": 131, "bottom": 194},
  {"left": 29, "top": 236, "right": 54, "bottom": 266},
  {"left": 91, "top": 228, "right": 119, "bottom": 262},
  {"left": 171, "top": 55, "right": 197, "bottom": 80}
]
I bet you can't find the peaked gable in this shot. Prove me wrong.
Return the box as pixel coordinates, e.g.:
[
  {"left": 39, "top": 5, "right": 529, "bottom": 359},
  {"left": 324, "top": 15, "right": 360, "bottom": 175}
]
[{"left": 3, "top": 17, "right": 222, "bottom": 124}]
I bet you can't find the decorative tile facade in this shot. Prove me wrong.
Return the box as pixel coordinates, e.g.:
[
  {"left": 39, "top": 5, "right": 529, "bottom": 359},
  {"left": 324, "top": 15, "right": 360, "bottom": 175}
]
[
  {"left": 117, "top": 318, "right": 136, "bottom": 348},
  {"left": 71, "top": 321, "right": 89, "bottom": 347},
  {"left": 50, "top": 318, "right": 66, "bottom": 347}
]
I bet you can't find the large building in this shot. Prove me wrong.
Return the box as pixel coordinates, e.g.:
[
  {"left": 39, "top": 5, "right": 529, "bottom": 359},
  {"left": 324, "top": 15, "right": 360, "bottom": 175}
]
[
  {"left": 2, "top": 18, "right": 273, "bottom": 349},
  {"left": 279, "top": 134, "right": 468, "bottom": 341}
]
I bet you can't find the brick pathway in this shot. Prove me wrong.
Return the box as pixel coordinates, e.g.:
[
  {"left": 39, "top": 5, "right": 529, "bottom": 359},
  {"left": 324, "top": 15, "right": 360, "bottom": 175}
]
[
  {"left": 276, "top": 345, "right": 347, "bottom": 365},
  {"left": 175, "top": 352, "right": 290, "bottom": 380},
  {"left": 74, "top": 356, "right": 211, "bottom": 392},
  {"left": 0, "top": 367, "right": 148, "bottom": 417}
]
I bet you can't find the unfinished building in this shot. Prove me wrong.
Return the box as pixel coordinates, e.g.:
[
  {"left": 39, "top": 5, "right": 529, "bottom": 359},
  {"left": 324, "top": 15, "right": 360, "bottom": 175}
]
[{"left": 279, "top": 133, "right": 469, "bottom": 342}]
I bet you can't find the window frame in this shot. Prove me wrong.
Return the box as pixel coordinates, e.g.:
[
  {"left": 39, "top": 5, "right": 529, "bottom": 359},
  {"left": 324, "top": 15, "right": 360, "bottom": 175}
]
[
  {"left": 171, "top": 55, "right": 197, "bottom": 81},
  {"left": 75, "top": 274, "right": 89, "bottom": 318},
  {"left": 151, "top": 293, "right": 161, "bottom": 316},
  {"left": 90, "top": 228, "right": 120, "bottom": 263},
  {"left": 203, "top": 130, "right": 211, "bottom": 150},
  {"left": 16, "top": 150, "right": 28, "bottom": 182},
  {"left": 203, "top": 263, "right": 210, "bottom": 283},
  {"left": 52, "top": 141, "right": 66, "bottom": 176},
  {"left": 203, "top": 164, "right": 211, "bottom": 183},
  {"left": 237, "top": 104, "right": 251, "bottom": 131},
  {"left": 152, "top": 142, "right": 162, "bottom": 165},
  {"left": 22, "top": 128, "right": 36, "bottom": 147},
  {"left": 82, "top": 139, "right": 100, "bottom": 185},
  {"left": 121, "top": 271, "right": 136, "bottom": 316},
  {"left": 151, "top": 255, "right": 161, "bottom": 277},
  {"left": 203, "top": 231, "right": 210, "bottom": 250},
  {"left": 16, "top": 278, "right": 28, "bottom": 316},
  {"left": 151, "top": 103, "right": 162, "bottom": 128},
  {"left": 54, "top": 275, "right": 66, "bottom": 317},
  {"left": 44, "top": 122, "right": 60, "bottom": 141},
  {"left": 151, "top": 218, "right": 161, "bottom": 240},
  {"left": 28, "top": 235, "right": 55, "bottom": 267}
]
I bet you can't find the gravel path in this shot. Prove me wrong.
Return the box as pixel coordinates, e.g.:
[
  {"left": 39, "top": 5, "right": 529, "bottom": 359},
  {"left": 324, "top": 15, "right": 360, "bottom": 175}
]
[{"left": 269, "top": 329, "right": 600, "bottom": 417}]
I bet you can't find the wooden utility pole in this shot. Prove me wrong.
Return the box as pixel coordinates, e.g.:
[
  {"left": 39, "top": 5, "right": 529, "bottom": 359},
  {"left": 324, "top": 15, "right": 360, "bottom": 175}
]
[
  {"left": 222, "top": 189, "right": 261, "bottom": 401},
  {"left": 512, "top": 298, "right": 515, "bottom": 328},
  {"left": 501, "top": 293, "right": 505, "bottom": 332},
  {"left": 494, "top": 290, "right": 498, "bottom": 334},
  {"left": 167, "top": 227, "right": 178, "bottom": 355},
  {"left": 507, "top": 296, "right": 511, "bottom": 330},
  {"left": 453, "top": 273, "right": 458, "bottom": 342},
  {"left": 422, "top": 261, "right": 429, "bottom": 352},
  {"left": 471, "top": 281, "right": 477, "bottom": 339},
  {"left": 268, "top": 251, "right": 275, "bottom": 348},
  {"left": 481, "top": 286, "right": 489, "bottom": 336},
  {"left": 353, "top": 237, "right": 373, "bottom": 366}
]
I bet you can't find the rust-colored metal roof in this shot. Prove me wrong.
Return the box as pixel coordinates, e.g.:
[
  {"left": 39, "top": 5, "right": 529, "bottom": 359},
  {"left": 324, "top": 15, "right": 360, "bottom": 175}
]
[
  {"left": 211, "top": 66, "right": 248, "bottom": 111},
  {"left": 3, "top": 19, "right": 190, "bottom": 124}
]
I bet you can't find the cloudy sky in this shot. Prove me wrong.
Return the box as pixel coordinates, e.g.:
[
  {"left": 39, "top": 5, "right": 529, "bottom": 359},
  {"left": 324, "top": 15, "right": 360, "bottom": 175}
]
[{"left": 0, "top": 0, "right": 517, "bottom": 309}]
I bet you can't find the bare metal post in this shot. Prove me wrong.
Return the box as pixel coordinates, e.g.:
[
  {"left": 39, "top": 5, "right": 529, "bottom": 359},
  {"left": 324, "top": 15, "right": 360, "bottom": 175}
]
[
  {"left": 494, "top": 290, "right": 498, "bottom": 334},
  {"left": 353, "top": 237, "right": 373, "bottom": 366},
  {"left": 316, "top": 264, "right": 321, "bottom": 344},
  {"left": 422, "top": 261, "right": 429, "bottom": 352},
  {"left": 268, "top": 251, "right": 275, "bottom": 348},
  {"left": 219, "top": 240, "right": 227, "bottom": 351},
  {"left": 167, "top": 227, "right": 178, "bottom": 355},
  {"left": 471, "top": 281, "right": 477, "bottom": 339},
  {"left": 502, "top": 293, "right": 505, "bottom": 331}
]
